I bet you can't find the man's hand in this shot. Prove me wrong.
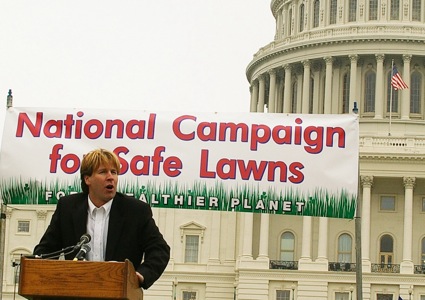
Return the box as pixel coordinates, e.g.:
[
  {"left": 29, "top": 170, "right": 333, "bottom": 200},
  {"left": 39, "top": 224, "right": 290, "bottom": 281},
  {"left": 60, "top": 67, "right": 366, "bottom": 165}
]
[{"left": 136, "top": 271, "right": 144, "bottom": 286}]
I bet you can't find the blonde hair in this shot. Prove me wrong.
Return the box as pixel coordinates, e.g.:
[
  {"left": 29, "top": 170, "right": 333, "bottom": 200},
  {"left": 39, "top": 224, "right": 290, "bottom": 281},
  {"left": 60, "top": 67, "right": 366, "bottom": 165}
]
[{"left": 80, "top": 148, "right": 121, "bottom": 193}]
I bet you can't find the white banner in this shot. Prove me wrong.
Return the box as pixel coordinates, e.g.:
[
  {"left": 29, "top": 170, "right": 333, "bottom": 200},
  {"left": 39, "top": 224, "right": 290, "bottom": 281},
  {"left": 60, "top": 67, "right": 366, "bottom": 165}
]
[{"left": 0, "top": 107, "right": 359, "bottom": 218}]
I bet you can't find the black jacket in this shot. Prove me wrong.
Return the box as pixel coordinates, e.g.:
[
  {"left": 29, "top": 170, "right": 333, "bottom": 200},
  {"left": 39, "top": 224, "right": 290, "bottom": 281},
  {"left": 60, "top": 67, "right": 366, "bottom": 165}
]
[{"left": 34, "top": 192, "right": 170, "bottom": 289}]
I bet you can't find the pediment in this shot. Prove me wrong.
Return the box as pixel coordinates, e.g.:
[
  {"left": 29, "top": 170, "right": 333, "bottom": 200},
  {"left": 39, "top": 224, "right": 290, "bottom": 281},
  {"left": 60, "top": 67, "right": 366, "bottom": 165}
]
[{"left": 180, "top": 221, "right": 206, "bottom": 231}]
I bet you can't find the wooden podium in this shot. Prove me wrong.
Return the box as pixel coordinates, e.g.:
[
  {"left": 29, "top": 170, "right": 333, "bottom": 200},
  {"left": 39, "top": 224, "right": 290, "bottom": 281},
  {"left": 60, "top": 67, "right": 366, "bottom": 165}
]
[{"left": 19, "top": 257, "right": 143, "bottom": 300}]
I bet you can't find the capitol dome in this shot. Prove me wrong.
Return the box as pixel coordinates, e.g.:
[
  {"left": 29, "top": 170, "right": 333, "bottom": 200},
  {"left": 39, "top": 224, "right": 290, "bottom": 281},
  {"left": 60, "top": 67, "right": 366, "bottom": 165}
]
[{"left": 247, "top": 0, "right": 425, "bottom": 136}]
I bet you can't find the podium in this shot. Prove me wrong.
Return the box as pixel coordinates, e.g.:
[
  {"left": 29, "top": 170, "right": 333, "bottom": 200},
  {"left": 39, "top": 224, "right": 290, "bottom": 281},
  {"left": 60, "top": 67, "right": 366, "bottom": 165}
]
[{"left": 19, "top": 257, "right": 143, "bottom": 300}]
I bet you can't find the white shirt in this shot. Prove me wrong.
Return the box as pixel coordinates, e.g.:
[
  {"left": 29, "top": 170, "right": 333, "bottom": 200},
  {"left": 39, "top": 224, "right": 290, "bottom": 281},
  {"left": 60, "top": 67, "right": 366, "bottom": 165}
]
[{"left": 86, "top": 197, "right": 113, "bottom": 261}]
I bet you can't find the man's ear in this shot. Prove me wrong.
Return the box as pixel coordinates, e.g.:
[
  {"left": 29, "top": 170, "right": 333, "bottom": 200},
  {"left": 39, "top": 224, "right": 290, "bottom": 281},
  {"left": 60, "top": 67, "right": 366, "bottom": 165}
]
[{"left": 84, "top": 175, "right": 91, "bottom": 186}]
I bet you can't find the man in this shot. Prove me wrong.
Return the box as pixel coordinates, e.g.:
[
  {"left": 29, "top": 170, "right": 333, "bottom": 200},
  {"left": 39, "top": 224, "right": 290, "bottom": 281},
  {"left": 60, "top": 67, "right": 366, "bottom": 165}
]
[{"left": 34, "top": 148, "right": 170, "bottom": 289}]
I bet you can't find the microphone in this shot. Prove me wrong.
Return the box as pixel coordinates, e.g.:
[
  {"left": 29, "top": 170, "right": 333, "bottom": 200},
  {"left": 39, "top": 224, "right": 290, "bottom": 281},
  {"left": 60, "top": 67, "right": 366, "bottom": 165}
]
[
  {"left": 74, "top": 234, "right": 91, "bottom": 250},
  {"left": 73, "top": 244, "right": 91, "bottom": 261}
]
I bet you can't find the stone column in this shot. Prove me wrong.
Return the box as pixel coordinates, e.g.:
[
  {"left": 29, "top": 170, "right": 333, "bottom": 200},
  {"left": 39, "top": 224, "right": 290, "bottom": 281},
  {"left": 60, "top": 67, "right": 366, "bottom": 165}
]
[
  {"left": 315, "top": 217, "right": 328, "bottom": 270},
  {"left": 299, "top": 216, "right": 312, "bottom": 270},
  {"left": 257, "top": 75, "right": 266, "bottom": 113},
  {"left": 163, "top": 209, "right": 176, "bottom": 265},
  {"left": 283, "top": 64, "right": 292, "bottom": 113},
  {"left": 401, "top": 55, "right": 412, "bottom": 120},
  {"left": 276, "top": 76, "right": 284, "bottom": 113},
  {"left": 323, "top": 56, "right": 334, "bottom": 114},
  {"left": 250, "top": 79, "right": 259, "bottom": 112},
  {"left": 296, "top": 71, "right": 303, "bottom": 113},
  {"left": 401, "top": 177, "right": 415, "bottom": 274},
  {"left": 208, "top": 211, "right": 221, "bottom": 264},
  {"left": 312, "top": 63, "right": 321, "bottom": 114},
  {"left": 349, "top": 55, "right": 358, "bottom": 114},
  {"left": 361, "top": 175, "right": 373, "bottom": 272},
  {"left": 374, "top": 54, "right": 385, "bottom": 119},
  {"left": 268, "top": 69, "right": 277, "bottom": 113},
  {"left": 241, "top": 213, "right": 253, "bottom": 260},
  {"left": 257, "top": 214, "right": 270, "bottom": 265},
  {"left": 331, "top": 61, "right": 341, "bottom": 114},
  {"left": 301, "top": 60, "right": 311, "bottom": 114}
]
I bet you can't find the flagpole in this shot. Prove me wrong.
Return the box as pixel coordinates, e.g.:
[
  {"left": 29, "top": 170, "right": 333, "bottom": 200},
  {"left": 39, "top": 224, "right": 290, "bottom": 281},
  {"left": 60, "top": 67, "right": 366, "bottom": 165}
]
[
  {"left": 352, "top": 102, "right": 363, "bottom": 300},
  {"left": 389, "top": 59, "right": 394, "bottom": 136},
  {"left": 0, "top": 91, "right": 12, "bottom": 300}
]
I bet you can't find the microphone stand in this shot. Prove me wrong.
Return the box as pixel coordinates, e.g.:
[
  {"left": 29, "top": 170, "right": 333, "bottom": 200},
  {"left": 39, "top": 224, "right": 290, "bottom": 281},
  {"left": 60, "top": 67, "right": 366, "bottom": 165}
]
[{"left": 25, "top": 245, "right": 76, "bottom": 260}]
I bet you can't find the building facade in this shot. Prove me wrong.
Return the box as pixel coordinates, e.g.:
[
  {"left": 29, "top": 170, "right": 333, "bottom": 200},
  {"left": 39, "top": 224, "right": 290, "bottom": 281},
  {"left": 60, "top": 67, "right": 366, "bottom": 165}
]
[{"left": 2, "top": 0, "right": 425, "bottom": 299}]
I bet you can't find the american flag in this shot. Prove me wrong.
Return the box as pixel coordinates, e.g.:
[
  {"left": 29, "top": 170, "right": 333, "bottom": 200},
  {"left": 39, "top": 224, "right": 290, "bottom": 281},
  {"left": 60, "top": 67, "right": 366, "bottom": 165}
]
[{"left": 391, "top": 65, "right": 408, "bottom": 90}]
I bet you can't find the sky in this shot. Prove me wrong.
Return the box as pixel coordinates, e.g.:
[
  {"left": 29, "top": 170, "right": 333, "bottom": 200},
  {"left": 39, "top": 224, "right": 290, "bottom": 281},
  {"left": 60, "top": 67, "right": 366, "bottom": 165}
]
[{"left": 0, "top": 1, "right": 275, "bottom": 114}]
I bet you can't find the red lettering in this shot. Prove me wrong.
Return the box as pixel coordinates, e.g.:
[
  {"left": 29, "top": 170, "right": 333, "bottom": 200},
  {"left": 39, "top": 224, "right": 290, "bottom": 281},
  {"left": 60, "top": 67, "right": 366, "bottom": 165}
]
[
  {"left": 288, "top": 162, "right": 304, "bottom": 184},
  {"left": 105, "top": 119, "right": 125, "bottom": 138},
  {"left": 49, "top": 144, "right": 63, "bottom": 173},
  {"left": 114, "top": 146, "right": 130, "bottom": 175},
  {"left": 326, "top": 127, "right": 346, "bottom": 148},
  {"left": 304, "top": 126, "right": 324, "bottom": 154},
  {"left": 84, "top": 119, "right": 104, "bottom": 139},
  {"left": 129, "top": 155, "right": 151, "bottom": 175},
  {"left": 267, "top": 161, "right": 288, "bottom": 182},
  {"left": 216, "top": 159, "right": 236, "bottom": 179},
  {"left": 199, "top": 149, "right": 215, "bottom": 178},
  {"left": 237, "top": 160, "right": 267, "bottom": 180},
  {"left": 163, "top": 156, "right": 182, "bottom": 177},
  {"left": 147, "top": 113, "right": 156, "bottom": 139},
  {"left": 197, "top": 122, "right": 217, "bottom": 141},
  {"left": 250, "top": 124, "right": 271, "bottom": 150},
  {"left": 44, "top": 120, "right": 63, "bottom": 138},
  {"left": 60, "top": 153, "right": 80, "bottom": 174},
  {"left": 16, "top": 112, "right": 43, "bottom": 137},
  {"left": 272, "top": 125, "right": 292, "bottom": 145},
  {"left": 172, "top": 115, "right": 196, "bottom": 141}
]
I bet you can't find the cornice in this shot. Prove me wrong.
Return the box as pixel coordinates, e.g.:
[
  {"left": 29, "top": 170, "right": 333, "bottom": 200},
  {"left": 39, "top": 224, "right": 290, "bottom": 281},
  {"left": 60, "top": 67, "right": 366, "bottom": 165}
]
[
  {"left": 247, "top": 36, "right": 425, "bottom": 78},
  {"left": 271, "top": 0, "right": 284, "bottom": 18},
  {"left": 237, "top": 268, "right": 425, "bottom": 284},
  {"left": 360, "top": 154, "right": 425, "bottom": 161}
]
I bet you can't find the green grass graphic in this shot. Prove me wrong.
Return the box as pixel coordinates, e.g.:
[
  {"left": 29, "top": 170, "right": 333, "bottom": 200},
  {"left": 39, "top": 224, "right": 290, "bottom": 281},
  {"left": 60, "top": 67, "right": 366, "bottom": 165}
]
[{"left": 0, "top": 177, "right": 356, "bottom": 219}]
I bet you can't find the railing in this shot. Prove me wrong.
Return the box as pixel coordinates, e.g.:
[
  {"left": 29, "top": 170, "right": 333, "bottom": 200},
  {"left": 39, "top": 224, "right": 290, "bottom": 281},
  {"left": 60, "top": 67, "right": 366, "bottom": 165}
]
[
  {"left": 253, "top": 24, "right": 425, "bottom": 58},
  {"left": 371, "top": 263, "right": 400, "bottom": 273},
  {"left": 328, "top": 262, "right": 356, "bottom": 272},
  {"left": 269, "top": 261, "right": 409, "bottom": 274},
  {"left": 359, "top": 136, "right": 425, "bottom": 155},
  {"left": 270, "top": 260, "right": 298, "bottom": 270},
  {"left": 414, "top": 265, "right": 425, "bottom": 274}
]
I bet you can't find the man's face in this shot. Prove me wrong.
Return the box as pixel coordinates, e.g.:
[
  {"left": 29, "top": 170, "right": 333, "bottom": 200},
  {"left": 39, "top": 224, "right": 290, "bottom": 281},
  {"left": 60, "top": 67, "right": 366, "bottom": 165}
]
[{"left": 84, "top": 163, "right": 118, "bottom": 207}]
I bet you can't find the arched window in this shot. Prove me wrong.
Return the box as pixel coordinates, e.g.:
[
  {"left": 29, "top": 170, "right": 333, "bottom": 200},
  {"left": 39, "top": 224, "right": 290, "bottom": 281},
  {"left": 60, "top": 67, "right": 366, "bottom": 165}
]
[
  {"left": 413, "top": 0, "right": 422, "bottom": 21},
  {"left": 421, "top": 237, "right": 425, "bottom": 265},
  {"left": 280, "top": 232, "right": 295, "bottom": 261},
  {"left": 338, "top": 234, "right": 352, "bottom": 263},
  {"left": 369, "top": 0, "right": 378, "bottom": 20},
  {"left": 410, "top": 71, "right": 422, "bottom": 114},
  {"left": 342, "top": 73, "right": 350, "bottom": 113},
  {"left": 387, "top": 71, "right": 399, "bottom": 113},
  {"left": 299, "top": 4, "right": 305, "bottom": 32},
  {"left": 349, "top": 0, "right": 357, "bottom": 22},
  {"left": 291, "top": 81, "right": 298, "bottom": 113},
  {"left": 390, "top": 0, "right": 400, "bottom": 20},
  {"left": 379, "top": 234, "right": 394, "bottom": 265},
  {"left": 313, "top": 0, "right": 320, "bottom": 28},
  {"left": 330, "top": 0, "right": 337, "bottom": 24},
  {"left": 364, "top": 71, "right": 376, "bottom": 112}
]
